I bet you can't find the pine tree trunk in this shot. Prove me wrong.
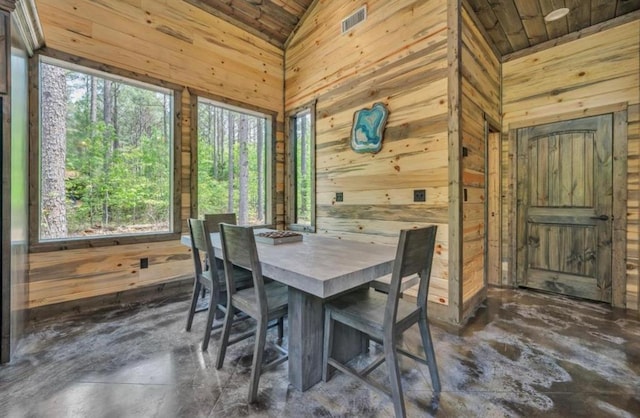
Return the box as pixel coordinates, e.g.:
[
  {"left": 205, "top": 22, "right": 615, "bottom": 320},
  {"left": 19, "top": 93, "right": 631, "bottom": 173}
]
[
  {"left": 208, "top": 105, "right": 215, "bottom": 178},
  {"left": 112, "top": 84, "right": 119, "bottom": 150},
  {"left": 227, "top": 110, "right": 235, "bottom": 212},
  {"left": 300, "top": 115, "right": 308, "bottom": 221},
  {"left": 256, "top": 118, "right": 264, "bottom": 223},
  {"left": 238, "top": 115, "right": 249, "bottom": 224},
  {"left": 102, "top": 79, "right": 114, "bottom": 226},
  {"left": 89, "top": 76, "right": 97, "bottom": 136},
  {"left": 41, "top": 64, "right": 68, "bottom": 239},
  {"left": 216, "top": 107, "right": 223, "bottom": 179}
]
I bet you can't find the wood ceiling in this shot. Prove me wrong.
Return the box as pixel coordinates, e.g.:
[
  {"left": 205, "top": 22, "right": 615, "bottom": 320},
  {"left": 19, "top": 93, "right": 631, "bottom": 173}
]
[
  {"left": 184, "top": 0, "right": 315, "bottom": 49},
  {"left": 463, "top": 0, "right": 640, "bottom": 56},
  {"left": 185, "top": 0, "right": 640, "bottom": 56}
]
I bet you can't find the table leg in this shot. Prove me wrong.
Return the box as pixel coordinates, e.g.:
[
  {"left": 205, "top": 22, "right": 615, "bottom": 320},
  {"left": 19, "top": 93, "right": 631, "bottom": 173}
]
[{"left": 288, "top": 287, "right": 364, "bottom": 391}]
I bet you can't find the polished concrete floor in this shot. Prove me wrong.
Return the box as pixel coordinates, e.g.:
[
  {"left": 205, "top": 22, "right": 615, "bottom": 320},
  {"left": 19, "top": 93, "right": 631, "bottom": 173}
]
[{"left": 1, "top": 287, "right": 639, "bottom": 417}]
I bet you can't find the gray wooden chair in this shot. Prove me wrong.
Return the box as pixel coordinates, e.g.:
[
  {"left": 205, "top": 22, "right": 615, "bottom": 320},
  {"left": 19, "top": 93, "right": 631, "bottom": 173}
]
[
  {"left": 322, "top": 225, "right": 441, "bottom": 418},
  {"left": 205, "top": 213, "right": 257, "bottom": 286},
  {"left": 215, "top": 223, "right": 288, "bottom": 403},
  {"left": 185, "top": 217, "right": 252, "bottom": 351},
  {"left": 370, "top": 273, "right": 420, "bottom": 294}
]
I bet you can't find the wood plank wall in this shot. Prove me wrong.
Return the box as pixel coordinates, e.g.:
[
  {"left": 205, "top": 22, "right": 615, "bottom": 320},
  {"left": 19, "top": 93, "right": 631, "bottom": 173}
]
[
  {"left": 502, "top": 21, "right": 639, "bottom": 311},
  {"left": 24, "top": 0, "right": 284, "bottom": 310},
  {"left": 459, "top": 6, "right": 500, "bottom": 320},
  {"left": 285, "top": 0, "right": 451, "bottom": 309}
]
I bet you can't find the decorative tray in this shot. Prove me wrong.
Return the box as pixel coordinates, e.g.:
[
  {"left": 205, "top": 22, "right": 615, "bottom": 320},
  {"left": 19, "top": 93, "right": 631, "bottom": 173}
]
[{"left": 255, "top": 231, "right": 303, "bottom": 245}]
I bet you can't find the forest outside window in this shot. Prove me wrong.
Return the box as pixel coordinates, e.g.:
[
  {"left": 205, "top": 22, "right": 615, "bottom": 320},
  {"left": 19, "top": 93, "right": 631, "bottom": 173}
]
[
  {"left": 37, "top": 57, "right": 175, "bottom": 243},
  {"left": 288, "top": 103, "right": 315, "bottom": 231},
  {"left": 196, "top": 97, "right": 273, "bottom": 225}
]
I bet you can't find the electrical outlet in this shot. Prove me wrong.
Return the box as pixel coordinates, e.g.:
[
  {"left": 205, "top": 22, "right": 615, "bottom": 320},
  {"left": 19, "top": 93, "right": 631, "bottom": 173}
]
[
  {"left": 413, "top": 189, "right": 426, "bottom": 202},
  {"left": 140, "top": 257, "right": 149, "bottom": 269},
  {"left": 335, "top": 192, "right": 343, "bottom": 202}
]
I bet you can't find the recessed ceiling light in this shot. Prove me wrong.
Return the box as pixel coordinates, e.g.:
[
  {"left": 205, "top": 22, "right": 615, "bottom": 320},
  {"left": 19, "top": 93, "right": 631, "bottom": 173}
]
[{"left": 544, "top": 8, "right": 570, "bottom": 22}]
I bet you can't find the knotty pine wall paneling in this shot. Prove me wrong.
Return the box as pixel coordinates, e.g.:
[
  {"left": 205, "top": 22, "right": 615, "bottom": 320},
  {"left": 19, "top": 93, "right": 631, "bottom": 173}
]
[
  {"left": 459, "top": 5, "right": 500, "bottom": 321},
  {"left": 502, "top": 21, "right": 639, "bottom": 311},
  {"left": 25, "top": 0, "right": 285, "bottom": 311},
  {"left": 285, "top": 0, "right": 451, "bottom": 316}
]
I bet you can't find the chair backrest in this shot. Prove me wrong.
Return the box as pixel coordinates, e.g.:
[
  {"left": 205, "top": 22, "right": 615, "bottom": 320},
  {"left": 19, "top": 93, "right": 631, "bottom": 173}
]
[
  {"left": 204, "top": 213, "right": 237, "bottom": 232},
  {"left": 204, "top": 213, "right": 238, "bottom": 274},
  {"left": 188, "top": 218, "right": 218, "bottom": 282},
  {"left": 218, "top": 223, "right": 268, "bottom": 315},
  {"left": 385, "top": 225, "right": 438, "bottom": 325}
]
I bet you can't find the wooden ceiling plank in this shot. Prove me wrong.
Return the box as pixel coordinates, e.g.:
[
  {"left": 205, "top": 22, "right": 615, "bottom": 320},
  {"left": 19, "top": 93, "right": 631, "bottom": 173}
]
[
  {"left": 590, "top": 0, "right": 617, "bottom": 25},
  {"left": 462, "top": 0, "right": 503, "bottom": 58},
  {"left": 488, "top": 0, "right": 531, "bottom": 51},
  {"left": 503, "top": 9, "right": 640, "bottom": 61},
  {"left": 268, "top": 0, "right": 310, "bottom": 18},
  {"left": 616, "top": 0, "right": 640, "bottom": 15},
  {"left": 258, "top": 0, "right": 300, "bottom": 26},
  {"left": 513, "top": 0, "right": 548, "bottom": 45},
  {"left": 565, "top": 0, "right": 591, "bottom": 32},
  {"left": 183, "top": 0, "right": 284, "bottom": 48},
  {"left": 467, "top": 0, "right": 513, "bottom": 55},
  {"left": 215, "top": 0, "right": 297, "bottom": 43},
  {"left": 539, "top": 0, "right": 570, "bottom": 39}
]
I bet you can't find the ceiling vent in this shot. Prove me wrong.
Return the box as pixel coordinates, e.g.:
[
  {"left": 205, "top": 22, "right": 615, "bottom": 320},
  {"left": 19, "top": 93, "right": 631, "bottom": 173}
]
[{"left": 341, "top": 5, "right": 367, "bottom": 34}]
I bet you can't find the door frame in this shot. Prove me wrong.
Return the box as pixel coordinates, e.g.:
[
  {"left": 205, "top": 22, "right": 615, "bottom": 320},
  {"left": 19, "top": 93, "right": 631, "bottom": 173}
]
[
  {"left": 485, "top": 121, "right": 502, "bottom": 288},
  {"left": 508, "top": 104, "right": 628, "bottom": 308}
]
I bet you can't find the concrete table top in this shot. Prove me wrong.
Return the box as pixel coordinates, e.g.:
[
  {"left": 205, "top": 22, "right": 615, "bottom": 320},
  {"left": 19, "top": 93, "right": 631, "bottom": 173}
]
[{"left": 181, "top": 229, "right": 397, "bottom": 299}]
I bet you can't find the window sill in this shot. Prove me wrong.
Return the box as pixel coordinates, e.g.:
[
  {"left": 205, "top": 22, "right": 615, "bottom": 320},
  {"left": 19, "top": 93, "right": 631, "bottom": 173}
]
[{"left": 29, "top": 232, "right": 183, "bottom": 253}]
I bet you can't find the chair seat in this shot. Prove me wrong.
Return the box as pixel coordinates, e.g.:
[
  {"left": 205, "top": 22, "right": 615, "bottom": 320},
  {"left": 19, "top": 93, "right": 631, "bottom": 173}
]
[
  {"left": 370, "top": 273, "right": 419, "bottom": 293},
  {"left": 232, "top": 282, "right": 289, "bottom": 321},
  {"left": 326, "top": 288, "right": 420, "bottom": 338}
]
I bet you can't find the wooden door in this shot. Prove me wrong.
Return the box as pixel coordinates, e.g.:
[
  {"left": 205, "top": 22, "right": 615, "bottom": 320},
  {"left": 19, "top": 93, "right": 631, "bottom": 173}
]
[{"left": 516, "top": 115, "right": 613, "bottom": 302}]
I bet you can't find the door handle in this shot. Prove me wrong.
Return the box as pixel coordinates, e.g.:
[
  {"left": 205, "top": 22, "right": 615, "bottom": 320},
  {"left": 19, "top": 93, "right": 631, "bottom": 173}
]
[{"left": 590, "top": 214, "right": 609, "bottom": 221}]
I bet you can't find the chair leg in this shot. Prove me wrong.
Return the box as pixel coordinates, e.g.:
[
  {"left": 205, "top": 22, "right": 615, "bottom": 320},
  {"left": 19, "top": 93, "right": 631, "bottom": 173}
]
[
  {"left": 384, "top": 336, "right": 406, "bottom": 418},
  {"left": 322, "top": 309, "right": 334, "bottom": 382},
  {"left": 201, "top": 285, "right": 218, "bottom": 351},
  {"left": 276, "top": 317, "right": 284, "bottom": 345},
  {"left": 418, "top": 316, "right": 441, "bottom": 393},
  {"left": 186, "top": 280, "right": 201, "bottom": 332},
  {"left": 248, "top": 317, "right": 268, "bottom": 403},
  {"left": 215, "top": 301, "right": 235, "bottom": 370}
]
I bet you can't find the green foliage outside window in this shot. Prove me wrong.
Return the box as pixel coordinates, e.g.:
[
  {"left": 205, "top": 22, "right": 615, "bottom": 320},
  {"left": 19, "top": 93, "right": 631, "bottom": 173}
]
[
  {"left": 39, "top": 60, "right": 173, "bottom": 240},
  {"left": 196, "top": 99, "right": 269, "bottom": 225},
  {"left": 294, "top": 110, "right": 312, "bottom": 226}
]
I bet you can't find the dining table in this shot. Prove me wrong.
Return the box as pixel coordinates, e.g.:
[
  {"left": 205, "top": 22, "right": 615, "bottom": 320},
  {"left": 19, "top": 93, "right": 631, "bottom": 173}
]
[{"left": 181, "top": 229, "right": 397, "bottom": 391}]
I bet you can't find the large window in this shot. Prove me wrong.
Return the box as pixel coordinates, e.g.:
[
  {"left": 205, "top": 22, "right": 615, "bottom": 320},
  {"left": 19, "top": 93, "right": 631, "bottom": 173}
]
[
  {"left": 288, "top": 103, "right": 315, "bottom": 231},
  {"left": 37, "top": 57, "right": 175, "bottom": 242},
  {"left": 196, "top": 98, "right": 273, "bottom": 225}
]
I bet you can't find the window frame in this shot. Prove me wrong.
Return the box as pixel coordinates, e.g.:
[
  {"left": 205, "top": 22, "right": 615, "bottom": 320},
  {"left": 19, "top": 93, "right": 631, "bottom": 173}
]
[
  {"left": 286, "top": 100, "right": 316, "bottom": 232},
  {"left": 190, "top": 88, "right": 277, "bottom": 228},
  {"left": 29, "top": 50, "right": 183, "bottom": 252}
]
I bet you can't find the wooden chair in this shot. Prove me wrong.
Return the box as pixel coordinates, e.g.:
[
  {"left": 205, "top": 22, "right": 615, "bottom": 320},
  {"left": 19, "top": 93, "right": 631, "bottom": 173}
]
[
  {"left": 185, "top": 217, "right": 251, "bottom": 351},
  {"left": 370, "top": 273, "right": 420, "bottom": 294},
  {"left": 202, "top": 213, "right": 248, "bottom": 296},
  {"left": 215, "top": 223, "right": 288, "bottom": 403},
  {"left": 322, "top": 226, "right": 441, "bottom": 418}
]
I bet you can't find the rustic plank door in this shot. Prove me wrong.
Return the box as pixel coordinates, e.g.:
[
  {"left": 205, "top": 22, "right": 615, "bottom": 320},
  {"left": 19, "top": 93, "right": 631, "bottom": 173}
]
[{"left": 516, "top": 115, "right": 613, "bottom": 302}]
